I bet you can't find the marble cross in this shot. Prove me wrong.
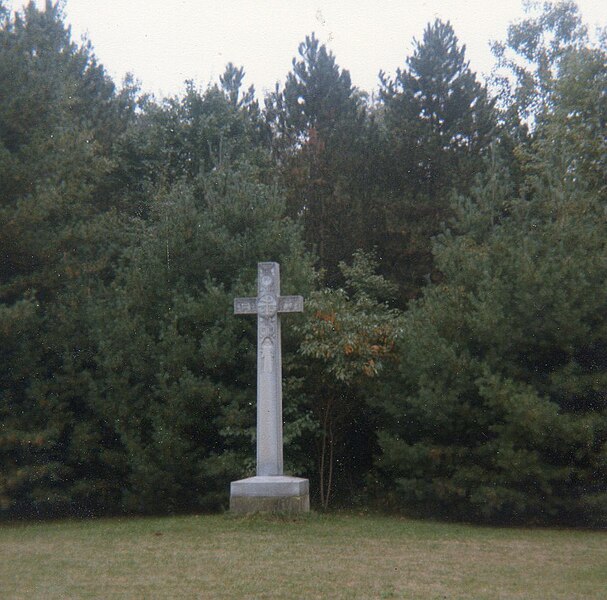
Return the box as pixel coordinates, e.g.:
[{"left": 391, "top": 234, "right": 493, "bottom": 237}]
[{"left": 234, "top": 262, "right": 304, "bottom": 476}]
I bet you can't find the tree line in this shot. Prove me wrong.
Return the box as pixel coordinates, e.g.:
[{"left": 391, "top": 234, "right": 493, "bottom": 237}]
[{"left": 1, "top": 0, "right": 605, "bottom": 525}]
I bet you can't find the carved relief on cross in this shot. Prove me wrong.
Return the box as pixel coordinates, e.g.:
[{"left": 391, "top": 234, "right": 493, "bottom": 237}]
[{"left": 234, "top": 262, "right": 303, "bottom": 476}]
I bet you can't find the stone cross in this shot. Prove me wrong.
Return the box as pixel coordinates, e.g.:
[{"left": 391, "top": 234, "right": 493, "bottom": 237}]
[{"left": 234, "top": 262, "right": 303, "bottom": 476}]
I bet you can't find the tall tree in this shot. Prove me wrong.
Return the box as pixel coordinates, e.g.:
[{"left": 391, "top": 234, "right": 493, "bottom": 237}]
[
  {"left": 491, "top": 1, "right": 605, "bottom": 203},
  {"left": 115, "top": 65, "right": 269, "bottom": 216},
  {"left": 491, "top": 0, "right": 589, "bottom": 125},
  {"left": 0, "top": 1, "right": 137, "bottom": 517},
  {"left": 373, "top": 9, "right": 607, "bottom": 522},
  {"left": 378, "top": 19, "right": 496, "bottom": 300},
  {"left": 265, "top": 34, "right": 367, "bottom": 283}
]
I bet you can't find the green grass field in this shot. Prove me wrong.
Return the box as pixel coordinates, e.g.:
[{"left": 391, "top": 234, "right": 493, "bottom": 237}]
[{"left": 0, "top": 512, "right": 605, "bottom": 599}]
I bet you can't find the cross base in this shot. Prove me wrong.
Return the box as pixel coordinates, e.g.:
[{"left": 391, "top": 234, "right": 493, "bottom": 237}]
[{"left": 230, "top": 476, "right": 310, "bottom": 515}]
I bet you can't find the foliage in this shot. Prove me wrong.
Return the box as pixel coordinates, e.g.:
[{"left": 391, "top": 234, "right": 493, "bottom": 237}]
[
  {"left": 84, "top": 165, "right": 316, "bottom": 514},
  {"left": 1, "top": 0, "right": 605, "bottom": 526},
  {"left": 265, "top": 34, "right": 369, "bottom": 283},
  {"left": 366, "top": 10, "right": 605, "bottom": 525},
  {"left": 377, "top": 19, "right": 497, "bottom": 301},
  {"left": 115, "top": 67, "right": 269, "bottom": 217},
  {"left": 0, "top": 0, "right": 136, "bottom": 301},
  {"left": 374, "top": 152, "right": 607, "bottom": 524},
  {"left": 0, "top": 3, "right": 312, "bottom": 517},
  {"left": 524, "top": 42, "right": 607, "bottom": 203},
  {"left": 491, "top": 0, "right": 589, "bottom": 124},
  {"left": 296, "top": 252, "right": 401, "bottom": 508},
  {"left": 380, "top": 19, "right": 496, "bottom": 197},
  {"left": 0, "top": 1, "right": 137, "bottom": 517}
]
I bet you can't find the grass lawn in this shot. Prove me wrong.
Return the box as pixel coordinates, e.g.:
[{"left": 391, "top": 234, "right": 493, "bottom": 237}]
[{"left": 0, "top": 512, "right": 605, "bottom": 599}]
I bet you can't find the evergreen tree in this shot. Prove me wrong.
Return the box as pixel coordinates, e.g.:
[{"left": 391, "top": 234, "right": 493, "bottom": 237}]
[
  {"left": 374, "top": 8, "right": 606, "bottom": 522},
  {"left": 0, "top": 0, "right": 135, "bottom": 301},
  {"left": 374, "top": 156, "right": 607, "bottom": 524},
  {"left": 219, "top": 62, "right": 256, "bottom": 109},
  {"left": 115, "top": 67, "right": 269, "bottom": 217},
  {"left": 378, "top": 19, "right": 496, "bottom": 300},
  {"left": 374, "top": 15, "right": 607, "bottom": 519},
  {"left": 86, "top": 165, "right": 316, "bottom": 513},
  {"left": 0, "top": 1, "right": 137, "bottom": 516},
  {"left": 265, "top": 34, "right": 368, "bottom": 283}
]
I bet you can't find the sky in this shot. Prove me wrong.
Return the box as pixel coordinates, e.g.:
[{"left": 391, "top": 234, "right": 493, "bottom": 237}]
[{"left": 8, "top": 0, "right": 607, "bottom": 99}]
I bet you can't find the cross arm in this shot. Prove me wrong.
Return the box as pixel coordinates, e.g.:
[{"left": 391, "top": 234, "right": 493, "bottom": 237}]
[
  {"left": 278, "top": 295, "right": 304, "bottom": 313},
  {"left": 234, "top": 297, "right": 257, "bottom": 314}
]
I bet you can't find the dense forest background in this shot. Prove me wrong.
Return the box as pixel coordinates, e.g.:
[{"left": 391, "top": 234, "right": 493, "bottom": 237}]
[{"left": 1, "top": 0, "right": 605, "bottom": 525}]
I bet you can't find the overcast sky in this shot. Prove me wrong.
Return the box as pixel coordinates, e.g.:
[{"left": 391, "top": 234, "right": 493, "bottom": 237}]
[{"left": 9, "top": 0, "right": 607, "bottom": 99}]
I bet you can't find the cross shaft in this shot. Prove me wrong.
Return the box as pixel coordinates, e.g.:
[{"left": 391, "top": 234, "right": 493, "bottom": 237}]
[{"left": 234, "top": 262, "right": 303, "bottom": 476}]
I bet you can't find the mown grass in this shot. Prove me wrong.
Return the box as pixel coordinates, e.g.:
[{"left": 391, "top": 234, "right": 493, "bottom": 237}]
[{"left": 0, "top": 512, "right": 605, "bottom": 599}]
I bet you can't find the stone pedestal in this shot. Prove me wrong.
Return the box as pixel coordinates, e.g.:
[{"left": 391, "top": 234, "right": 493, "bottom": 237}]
[{"left": 230, "top": 476, "right": 310, "bottom": 515}]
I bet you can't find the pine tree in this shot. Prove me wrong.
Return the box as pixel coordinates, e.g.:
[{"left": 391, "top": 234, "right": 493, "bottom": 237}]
[
  {"left": 115, "top": 67, "right": 269, "bottom": 215},
  {"left": 0, "top": 1, "right": 136, "bottom": 517},
  {"left": 375, "top": 156, "right": 607, "bottom": 524},
  {"left": 378, "top": 19, "right": 496, "bottom": 300},
  {"left": 381, "top": 19, "right": 495, "bottom": 197},
  {"left": 374, "top": 24, "right": 607, "bottom": 522},
  {"left": 265, "top": 34, "right": 367, "bottom": 283},
  {"left": 373, "top": 9, "right": 606, "bottom": 525},
  {"left": 87, "top": 165, "right": 316, "bottom": 513}
]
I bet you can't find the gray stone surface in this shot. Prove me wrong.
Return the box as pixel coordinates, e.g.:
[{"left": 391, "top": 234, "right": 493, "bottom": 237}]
[
  {"left": 230, "top": 494, "right": 310, "bottom": 515},
  {"left": 231, "top": 263, "right": 309, "bottom": 514},
  {"left": 231, "top": 475, "right": 309, "bottom": 497},
  {"left": 234, "top": 262, "right": 304, "bottom": 477}
]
